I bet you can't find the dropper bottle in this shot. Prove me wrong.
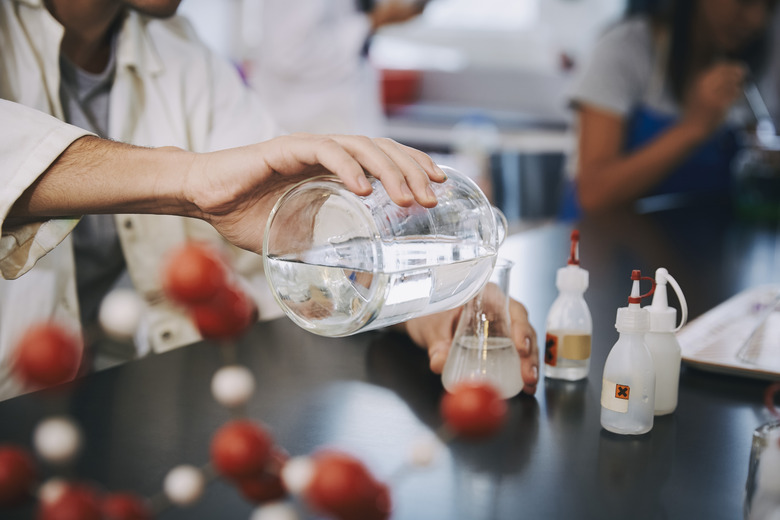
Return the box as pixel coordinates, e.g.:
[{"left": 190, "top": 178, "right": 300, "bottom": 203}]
[
  {"left": 544, "top": 230, "right": 592, "bottom": 381},
  {"left": 645, "top": 268, "right": 688, "bottom": 416},
  {"left": 601, "top": 270, "right": 656, "bottom": 435}
]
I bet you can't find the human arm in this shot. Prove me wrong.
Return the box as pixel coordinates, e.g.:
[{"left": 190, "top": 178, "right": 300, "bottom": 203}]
[
  {"left": 398, "top": 299, "right": 539, "bottom": 395},
  {"left": 7, "top": 131, "right": 446, "bottom": 254},
  {"left": 576, "top": 62, "right": 746, "bottom": 212},
  {"left": 369, "top": 0, "right": 426, "bottom": 31}
]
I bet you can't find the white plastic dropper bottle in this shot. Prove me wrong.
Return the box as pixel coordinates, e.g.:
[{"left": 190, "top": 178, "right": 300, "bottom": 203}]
[
  {"left": 544, "top": 230, "right": 593, "bottom": 381},
  {"left": 601, "top": 270, "right": 656, "bottom": 435},
  {"left": 645, "top": 268, "right": 688, "bottom": 416}
]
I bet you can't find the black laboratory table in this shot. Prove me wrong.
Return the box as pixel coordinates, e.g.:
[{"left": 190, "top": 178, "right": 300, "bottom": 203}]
[{"left": 1, "top": 201, "right": 778, "bottom": 520}]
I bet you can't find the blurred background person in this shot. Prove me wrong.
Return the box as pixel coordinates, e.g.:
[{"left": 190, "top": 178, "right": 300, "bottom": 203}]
[
  {"left": 562, "top": 0, "right": 778, "bottom": 217},
  {"left": 247, "top": 0, "right": 427, "bottom": 136}
]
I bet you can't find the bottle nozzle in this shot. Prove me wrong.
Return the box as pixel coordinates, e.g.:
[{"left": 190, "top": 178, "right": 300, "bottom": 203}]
[
  {"left": 627, "top": 269, "right": 655, "bottom": 307},
  {"left": 649, "top": 267, "right": 688, "bottom": 331},
  {"left": 651, "top": 268, "right": 669, "bottom": 310},
  {"left": 556, "top": 229, "right": 588, "bottom": 291},
  {"left": 567, "top": 230, "right": 580, "bottom": 266}
]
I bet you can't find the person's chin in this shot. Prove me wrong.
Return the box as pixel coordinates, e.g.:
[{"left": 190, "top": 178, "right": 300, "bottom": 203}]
[{"left": 126, "top": 0, "right": 182, "bottom": 19}]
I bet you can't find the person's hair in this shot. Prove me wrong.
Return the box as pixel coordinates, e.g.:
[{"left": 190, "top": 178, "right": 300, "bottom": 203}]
[{"left": 626, "top": 0, "right": 773, "bottom": 102}]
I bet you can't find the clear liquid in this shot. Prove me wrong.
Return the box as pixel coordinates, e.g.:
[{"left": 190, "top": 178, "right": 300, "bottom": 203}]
[
  {"left": 544, "top": 331, "right": 591, "bottom": 381},
  {"left": 441, "top": 336, "right": 523, "bottom": 399},
  {"left": 600, "top": 335, "right": 655, "bottom": 435},
  {"left": 265, "top": 238, "right": 495, "bottom": 336},
  {"left": 600, "top": 390, "right": 654, "bottom": 435}
]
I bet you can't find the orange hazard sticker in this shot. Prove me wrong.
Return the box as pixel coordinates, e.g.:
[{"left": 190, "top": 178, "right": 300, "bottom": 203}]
[
  {"left": 615, "top": 385, "right": 630, "bottom": 400},
  {"left": 544, "top": 333, "right": 558, "bottom": 366}
]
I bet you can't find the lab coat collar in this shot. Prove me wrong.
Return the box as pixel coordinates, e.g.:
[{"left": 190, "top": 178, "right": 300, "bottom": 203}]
[
  {"left": 11, "top": 0, "right": 164, "bottom": 77},
  {"left": 116, "top": 10, "right": 164, "bottom": 77}
]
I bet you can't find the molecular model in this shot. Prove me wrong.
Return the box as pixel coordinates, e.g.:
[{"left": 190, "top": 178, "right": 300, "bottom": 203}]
[{"left": 0, "top": 242, "right": 509, "bottom": 520}]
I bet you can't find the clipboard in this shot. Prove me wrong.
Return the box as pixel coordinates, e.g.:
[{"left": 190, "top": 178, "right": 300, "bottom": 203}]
[{"left": 678, "top": 285, "right": 780, "bottom": 380}]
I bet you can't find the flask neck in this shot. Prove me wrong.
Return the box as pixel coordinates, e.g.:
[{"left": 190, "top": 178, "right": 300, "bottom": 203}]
[{"left": 557, "top": 288, "right": 587, "bottom": 298}]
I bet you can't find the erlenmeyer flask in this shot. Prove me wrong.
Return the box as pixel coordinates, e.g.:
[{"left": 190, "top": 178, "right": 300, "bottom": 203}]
[{"left": 442, "top": 258, "right": 522, "bottom": 399}]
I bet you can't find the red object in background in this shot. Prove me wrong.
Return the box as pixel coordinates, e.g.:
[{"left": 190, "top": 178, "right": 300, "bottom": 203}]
[
  {"left": 211, "top": 420, "right": 273, "bottom": 481},
  {"left": 12, "top": 323, "right": 81, "bottom": 389},
  {"left": 305, "top": 451, "right": 391, "bottom": 520},
  {"left": 765, "top": 382, "right": 780, "bottom": 419},
  {"left": 191, "top": 284, "right": 256, "bottom": 341},
  {"left": 380, "top": 69, "right": 421, "bottom": 112},
  {"left": 163, "top": 243, "right": 229, "bottom": 306},
  {"left": 101, "top": 492, "right": 153, "bottom": 520},
  {"left": 0, "top": 445, "right": 36, "bottom": 507},
  {"left": 237, "top": 472, "right": 286, "bottom": 504},
  {"left": 440, "top": 381, "right": 508, "bottom": 440},
  {"left": 236, "top": 448, "right": 288, "bottom": 504},
  {"left": 38, "top": 483, "right": 103, "bottom": 520}
]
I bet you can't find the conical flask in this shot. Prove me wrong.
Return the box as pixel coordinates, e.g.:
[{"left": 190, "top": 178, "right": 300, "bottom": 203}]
[{"left": 442, "top": 258, "right": 522, "bottom": 399}]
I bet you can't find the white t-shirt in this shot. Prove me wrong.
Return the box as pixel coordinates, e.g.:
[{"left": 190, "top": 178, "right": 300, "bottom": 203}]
[
  {"left": 570, "top": 17, "right": 676, "bottom": 117},
  {"left": 564, "top": 16, "right": 778, "bottom": 183},
  {"left": 570, "top": 16, "right": 776, "bottom": 123}
]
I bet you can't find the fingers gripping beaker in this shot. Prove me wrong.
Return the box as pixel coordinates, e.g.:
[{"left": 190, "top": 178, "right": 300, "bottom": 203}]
[{"left": 442, "top": 259, "right": 523, "bottom": 399}]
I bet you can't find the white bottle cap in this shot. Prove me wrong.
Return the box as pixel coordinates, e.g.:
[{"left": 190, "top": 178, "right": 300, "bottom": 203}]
[
  {"left": 616, "top": 306, "right": 650, "bottom": 333},
  {"left": 647, "top": 268, "right": 688, "bottom": 332}
]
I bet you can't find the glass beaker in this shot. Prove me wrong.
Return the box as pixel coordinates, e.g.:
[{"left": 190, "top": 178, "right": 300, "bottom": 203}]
[
  {"left": 263, "top": 166, "right": 507, "bottom": 337},
  {"left": 745, "top": 421, "right": 780, "bottom": 519},
  {"left": 441, "top": 259, "right": 522, "bottom": 399},
  {"left": 732, "top": 138, "right": 780, "bottom": 222},
  {"left": 744, "top": 383, "right": 780, "bottom": 518}
]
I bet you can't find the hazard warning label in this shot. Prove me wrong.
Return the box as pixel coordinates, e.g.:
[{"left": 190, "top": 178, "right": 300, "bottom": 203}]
[
  {"left": 601, "top": 379, "right": 630, "bottom": 413},
  {"left": 544, "top": 333, "right": 558, "bottom": 366}
]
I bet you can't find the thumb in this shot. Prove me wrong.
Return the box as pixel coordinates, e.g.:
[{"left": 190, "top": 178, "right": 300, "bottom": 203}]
[{"left": 428, "top": 339, "right": 452, "bottom": 374}]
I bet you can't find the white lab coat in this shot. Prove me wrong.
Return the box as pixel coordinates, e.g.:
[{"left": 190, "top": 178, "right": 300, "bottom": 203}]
[
  {"left": 248, "top": 0, "right": 385, "bottom": 136},
  {"left": 0, "top": 0, "right": 283, "bottom": 399}
]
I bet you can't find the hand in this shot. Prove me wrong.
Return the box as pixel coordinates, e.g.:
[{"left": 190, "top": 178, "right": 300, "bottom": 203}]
[
  {"left": 402, "top": 298, "right": 540, "bottom": 395},
  {"left": 184, "top": 133, "right": 447, "bottom": 253},
  {"left": 682, "top": 61, "right": 746, "bottom": 138},
  {"left": 370, "top": 0, "right": 426, "bottom": 30}
]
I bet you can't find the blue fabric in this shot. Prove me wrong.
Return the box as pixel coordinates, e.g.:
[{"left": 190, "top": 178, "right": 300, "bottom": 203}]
[
  {"left": 624, "top": 107, "right": 738, "bottom": 196},
  {"left": 559, "top": 106, "right": 739, "bottom": 220}
]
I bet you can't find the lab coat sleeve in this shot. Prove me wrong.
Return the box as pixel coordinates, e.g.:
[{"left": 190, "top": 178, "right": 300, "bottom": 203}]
[
  {"left": 0, "top": 99, "right": 93, "bottom": 280},
  {"left": 257, "top": 0, "right": 372, "bottom": 84}
]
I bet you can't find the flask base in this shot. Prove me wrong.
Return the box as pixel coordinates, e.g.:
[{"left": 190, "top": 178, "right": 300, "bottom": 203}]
[
  {"left": 601, "top": 421, "right": 653, "bottom": 436},
  {"left": 544, "top": 364, "right": 589, "bottom": 381}
]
